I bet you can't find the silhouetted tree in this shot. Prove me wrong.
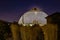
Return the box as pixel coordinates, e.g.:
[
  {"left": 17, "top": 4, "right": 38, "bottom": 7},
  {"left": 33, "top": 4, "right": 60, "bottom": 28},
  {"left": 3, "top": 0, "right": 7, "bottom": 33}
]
[{"left": 0, "top": 20, "right": 12, "bottom": 40}]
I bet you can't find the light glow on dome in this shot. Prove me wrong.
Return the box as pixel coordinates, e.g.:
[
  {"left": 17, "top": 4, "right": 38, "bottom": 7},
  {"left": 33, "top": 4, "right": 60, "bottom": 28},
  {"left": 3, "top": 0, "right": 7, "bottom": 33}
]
[{"left": 29, "top": 24, "right": 33, "bottom": 26}]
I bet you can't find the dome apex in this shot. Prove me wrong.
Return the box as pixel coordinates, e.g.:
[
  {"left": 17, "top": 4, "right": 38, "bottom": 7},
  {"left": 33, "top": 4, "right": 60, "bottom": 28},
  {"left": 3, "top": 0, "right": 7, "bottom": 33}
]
[{"left": 30, "top": 7, "right": 41, "bottom": 11}]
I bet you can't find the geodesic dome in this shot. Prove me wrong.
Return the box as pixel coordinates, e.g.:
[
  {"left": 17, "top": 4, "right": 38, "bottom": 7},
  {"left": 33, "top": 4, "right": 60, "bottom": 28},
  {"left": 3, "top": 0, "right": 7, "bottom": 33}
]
[{"left": 18, "top": 8, "right": 48, "bottom": 26}]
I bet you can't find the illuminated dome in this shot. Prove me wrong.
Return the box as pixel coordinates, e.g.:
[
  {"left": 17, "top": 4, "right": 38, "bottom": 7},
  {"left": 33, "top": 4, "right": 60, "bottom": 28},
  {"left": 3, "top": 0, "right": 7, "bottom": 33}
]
[{"left": 18, "top": 8, "right": 48, "bottom": 26}]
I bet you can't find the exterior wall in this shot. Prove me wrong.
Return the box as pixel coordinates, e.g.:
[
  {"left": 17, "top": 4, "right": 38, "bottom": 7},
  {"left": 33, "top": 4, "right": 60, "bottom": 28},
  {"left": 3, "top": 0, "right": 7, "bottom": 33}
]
[
  {"left": 10, "top": 23, "right": 57, "bottom": 40},
  {"left": 41, "top": 23, "right": 57, "bottom": 40},
  {"left": 19, "top": 24, "right": 44, "bottom": 40},
  {"left": 10, "top": 23, "right": 20, "bottom": 40}
]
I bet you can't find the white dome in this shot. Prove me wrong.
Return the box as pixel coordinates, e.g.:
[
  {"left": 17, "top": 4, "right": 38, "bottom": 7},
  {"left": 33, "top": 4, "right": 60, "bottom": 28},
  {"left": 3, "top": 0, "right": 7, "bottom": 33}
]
[{"left": 18, "top": 8, "right": 48, "bottom": 26}]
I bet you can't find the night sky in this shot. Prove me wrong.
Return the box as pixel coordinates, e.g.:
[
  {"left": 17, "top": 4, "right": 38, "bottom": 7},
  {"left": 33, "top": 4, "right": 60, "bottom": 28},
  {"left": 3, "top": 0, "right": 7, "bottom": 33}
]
[{"left": 0, "top": 0, "right": 60, "bottom": 22}]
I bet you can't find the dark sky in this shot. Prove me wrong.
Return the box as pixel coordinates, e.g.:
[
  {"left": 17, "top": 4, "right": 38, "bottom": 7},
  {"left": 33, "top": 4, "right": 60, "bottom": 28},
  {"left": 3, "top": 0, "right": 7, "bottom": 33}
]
[{"left": 0, "top": 0, "right": 60, "bottom": 22}]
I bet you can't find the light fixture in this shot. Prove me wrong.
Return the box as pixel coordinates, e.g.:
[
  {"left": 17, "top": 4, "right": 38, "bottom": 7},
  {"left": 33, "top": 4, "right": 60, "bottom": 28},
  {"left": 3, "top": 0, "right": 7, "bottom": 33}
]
[
  {"left": 23, "top": 24, "right": 26, "bottom": 26},
  {"left": 29, "top": 24, "right": 33, "bottom": 26}
]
